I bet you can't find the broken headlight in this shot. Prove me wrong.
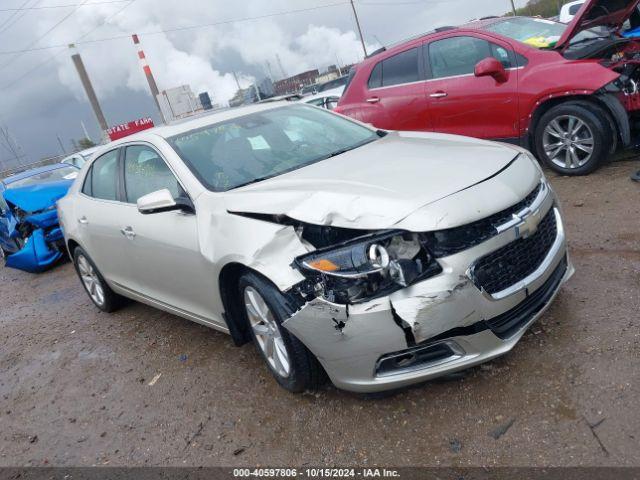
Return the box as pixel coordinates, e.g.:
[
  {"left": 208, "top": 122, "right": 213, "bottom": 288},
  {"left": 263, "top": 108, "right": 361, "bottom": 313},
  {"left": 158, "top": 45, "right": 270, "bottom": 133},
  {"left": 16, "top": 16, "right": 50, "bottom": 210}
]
[{"left": 294, "top": 231, "right": 442, "bottom": 304}]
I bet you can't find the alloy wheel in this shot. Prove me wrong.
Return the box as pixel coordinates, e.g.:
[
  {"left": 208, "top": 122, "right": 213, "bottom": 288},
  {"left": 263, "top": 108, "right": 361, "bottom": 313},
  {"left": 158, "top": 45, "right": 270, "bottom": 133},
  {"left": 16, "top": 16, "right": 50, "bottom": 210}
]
[
  {"left": 77, "top": 254, "right": 105, "bottom": 307},
  {"left": 244, "top": 286, "right": 291, "bottom": 379},
  {"left": 543, "top": 115, "right": 595, "bottom": 169}
]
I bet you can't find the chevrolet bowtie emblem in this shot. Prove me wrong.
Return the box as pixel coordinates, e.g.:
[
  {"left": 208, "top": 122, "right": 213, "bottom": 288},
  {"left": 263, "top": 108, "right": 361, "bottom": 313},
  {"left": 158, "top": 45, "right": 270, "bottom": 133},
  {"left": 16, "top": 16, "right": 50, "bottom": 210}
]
[{"left": 514, "top": 209, "right": 542, "bottom": 239}]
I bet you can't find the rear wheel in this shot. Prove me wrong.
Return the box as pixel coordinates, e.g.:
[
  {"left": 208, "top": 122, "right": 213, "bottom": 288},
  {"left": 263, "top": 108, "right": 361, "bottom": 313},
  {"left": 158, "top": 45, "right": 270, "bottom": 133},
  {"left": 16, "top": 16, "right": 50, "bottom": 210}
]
[
  {"left": 72, "top": 247, "right": 123, "bottom": 312},
  {"left": 534, "top": 103, "right": 613, "bottom": 176},
  {"left": 238, "top": 271, "right": 324, "bottom": 393}
]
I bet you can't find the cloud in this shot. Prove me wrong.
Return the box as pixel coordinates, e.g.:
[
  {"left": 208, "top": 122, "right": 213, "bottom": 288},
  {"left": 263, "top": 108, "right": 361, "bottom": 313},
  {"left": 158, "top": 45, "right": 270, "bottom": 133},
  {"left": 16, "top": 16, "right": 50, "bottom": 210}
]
[{"left": 0, "top": 0, "right": 531, "bottom": 161}]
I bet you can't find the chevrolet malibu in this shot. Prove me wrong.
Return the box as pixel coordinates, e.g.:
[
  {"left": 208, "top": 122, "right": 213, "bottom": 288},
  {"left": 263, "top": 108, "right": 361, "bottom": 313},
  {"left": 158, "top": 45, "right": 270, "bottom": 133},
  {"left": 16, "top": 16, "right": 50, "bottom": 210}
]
[{"left": 57, "top": 103, "right": 573, "bottom": 393}]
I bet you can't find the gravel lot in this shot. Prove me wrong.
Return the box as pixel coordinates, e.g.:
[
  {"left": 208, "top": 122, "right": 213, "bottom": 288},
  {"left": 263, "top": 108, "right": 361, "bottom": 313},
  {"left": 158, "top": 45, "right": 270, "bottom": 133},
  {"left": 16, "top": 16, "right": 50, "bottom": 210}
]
[{"left": 1, "top": 159, "right": 639, "bottom": 467}]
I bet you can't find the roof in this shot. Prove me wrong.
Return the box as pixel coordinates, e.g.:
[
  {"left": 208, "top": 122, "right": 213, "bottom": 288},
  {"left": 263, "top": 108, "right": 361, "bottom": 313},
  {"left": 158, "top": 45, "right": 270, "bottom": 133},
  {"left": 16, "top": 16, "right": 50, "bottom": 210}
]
[
  {"left": 105, "top": 102, "right": 300, "bottom": 145},
  {"left": 364, "top": 17, "right": 513, "bottom": 61},
  {"left": 2, "top": 163, "right": 73, "bottom": 186}
]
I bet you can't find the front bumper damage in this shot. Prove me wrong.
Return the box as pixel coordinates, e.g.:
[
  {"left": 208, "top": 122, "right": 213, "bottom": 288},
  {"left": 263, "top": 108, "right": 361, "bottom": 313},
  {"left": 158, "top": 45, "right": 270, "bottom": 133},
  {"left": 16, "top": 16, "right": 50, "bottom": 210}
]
[
  {"left": 4, "top": 209, "right": 64, "bottom": 273},
  {"left": 282, "top": 186, "right": 574, "bottom": 393}
]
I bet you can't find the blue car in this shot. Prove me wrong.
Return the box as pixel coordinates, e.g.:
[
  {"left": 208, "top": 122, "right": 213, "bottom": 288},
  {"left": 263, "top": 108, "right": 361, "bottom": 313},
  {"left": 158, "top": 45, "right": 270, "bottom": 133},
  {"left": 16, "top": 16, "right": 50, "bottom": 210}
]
[{"left": 0, "top": 163, "right": 79, "bottom": 273}]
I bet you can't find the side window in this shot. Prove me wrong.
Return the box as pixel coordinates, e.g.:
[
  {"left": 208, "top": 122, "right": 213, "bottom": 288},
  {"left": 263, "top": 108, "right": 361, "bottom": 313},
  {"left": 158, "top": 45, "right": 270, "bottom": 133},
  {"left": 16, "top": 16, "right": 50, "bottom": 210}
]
[
  {"left": 429, "top": 36, "right": 491, "bottom": 79},
  {"left": 515, "top": 52, "right": 529, "bottom": 67},
  {"left": 491, "top": 44, "right": 513, "bottom": 69},
  {"left": 82, "top": 168, "right": 92, "bottom": 196},
  {"left": 367, "top": 48, "right": 419, "bottom": 89},
  {"left": 368, "top": 63, "right": 382, "bottom": 89},
  {"left": 89, "top": 149, "right": 119, "bottom": 201},
  {"left": 124, "top": 145, "right": 181, "bottom": 203}
]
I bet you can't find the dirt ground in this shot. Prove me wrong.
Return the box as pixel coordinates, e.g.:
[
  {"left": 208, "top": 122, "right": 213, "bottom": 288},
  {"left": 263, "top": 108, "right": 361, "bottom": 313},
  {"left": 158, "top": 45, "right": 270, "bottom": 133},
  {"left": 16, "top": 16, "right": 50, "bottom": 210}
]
[{"left": 0, "top": 159, "right": 639, "bottom": 468}]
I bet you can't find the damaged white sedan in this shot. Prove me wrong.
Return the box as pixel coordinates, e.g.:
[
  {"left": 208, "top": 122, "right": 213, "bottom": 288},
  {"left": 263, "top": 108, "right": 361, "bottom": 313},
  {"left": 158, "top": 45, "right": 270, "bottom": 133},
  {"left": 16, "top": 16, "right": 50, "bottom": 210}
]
[{"left": 57, "top": 103, "right": 573, "bottom": 393}]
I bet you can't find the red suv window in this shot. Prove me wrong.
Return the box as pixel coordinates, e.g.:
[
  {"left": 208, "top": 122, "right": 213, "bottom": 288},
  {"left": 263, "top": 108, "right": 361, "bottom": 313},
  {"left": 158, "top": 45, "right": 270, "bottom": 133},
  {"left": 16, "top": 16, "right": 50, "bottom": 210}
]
[{"left": 367, "top": 48, "right": 419, "bottom": 89}]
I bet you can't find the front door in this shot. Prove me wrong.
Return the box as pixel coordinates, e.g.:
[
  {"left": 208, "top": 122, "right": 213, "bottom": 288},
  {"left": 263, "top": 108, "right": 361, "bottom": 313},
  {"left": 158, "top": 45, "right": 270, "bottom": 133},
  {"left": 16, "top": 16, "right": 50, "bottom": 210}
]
[
  {"left": 424, "top": 34, "right": 520, "bottom": 140},
  {"left": 117, "top": 144, "right": 220, "bottom": 324}
]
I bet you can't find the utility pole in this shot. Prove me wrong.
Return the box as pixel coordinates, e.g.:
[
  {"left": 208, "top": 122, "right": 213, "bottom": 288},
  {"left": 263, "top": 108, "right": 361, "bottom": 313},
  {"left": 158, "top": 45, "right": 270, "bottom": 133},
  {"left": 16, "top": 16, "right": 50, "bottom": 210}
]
[
  {"left": 276, "top": 54, "right": 287, "bottom": 79},
  {"left": 265, "top": 60, "right": 274, "bottom": 82},
  {"left": 132, "top": 34, "right": 166, "bottom": 124},
  {"left": 80, "top": 120, "right": 92, "bottom": 143},
  {"left": 510, "top": 0, "right": 517, "bottom": 16},
  {"left": 56, "top": 135, "right": 66, "bottom": 154},
  {"left": 350, "top": 0, "right": 368, "bottom": 58},
  {"left": 69, "top": 44, "right": 109, "bottom": 140},
  {"left": 0, "top": 125, "right": 25, "bottom": 168},
  {"left": 253, "top": 83, "right": 262, "bottom": 102},
  {"left": 232, "top": 71, "right": 242, "bottom": 91}
]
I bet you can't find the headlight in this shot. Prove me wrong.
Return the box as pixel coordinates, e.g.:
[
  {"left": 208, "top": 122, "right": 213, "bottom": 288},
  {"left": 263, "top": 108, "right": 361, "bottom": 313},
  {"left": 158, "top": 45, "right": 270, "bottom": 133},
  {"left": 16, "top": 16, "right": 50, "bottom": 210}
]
[{"left": 294, "top": 231, "right": 442, "bottom": 304}]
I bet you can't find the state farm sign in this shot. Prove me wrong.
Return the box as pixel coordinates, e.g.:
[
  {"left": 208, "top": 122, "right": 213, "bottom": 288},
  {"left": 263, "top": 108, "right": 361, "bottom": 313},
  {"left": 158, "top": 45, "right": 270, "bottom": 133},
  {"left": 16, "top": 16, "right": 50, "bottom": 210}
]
[{"left": 107, "top": 117, "right": 154, "bottom": 141}]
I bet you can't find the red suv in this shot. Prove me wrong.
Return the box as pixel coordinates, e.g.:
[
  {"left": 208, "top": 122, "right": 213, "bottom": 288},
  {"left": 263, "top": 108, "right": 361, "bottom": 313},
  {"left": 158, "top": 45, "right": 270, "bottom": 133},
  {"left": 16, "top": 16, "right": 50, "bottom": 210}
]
[{"left": 336, "top": 0, "right": 640, "bottom": 175}]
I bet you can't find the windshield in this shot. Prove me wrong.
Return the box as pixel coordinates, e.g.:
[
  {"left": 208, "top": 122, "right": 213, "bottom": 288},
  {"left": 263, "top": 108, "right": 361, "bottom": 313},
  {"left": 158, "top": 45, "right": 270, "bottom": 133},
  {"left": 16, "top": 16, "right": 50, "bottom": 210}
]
[
  {"left": 484, "top": 17, "right": 603, "bottom": 49},
  {"left": 6, "top": 166, "right": 78, "bottom": 189},
  {"left": 168, "top": 105, "right": 380, "bottom": 192}
]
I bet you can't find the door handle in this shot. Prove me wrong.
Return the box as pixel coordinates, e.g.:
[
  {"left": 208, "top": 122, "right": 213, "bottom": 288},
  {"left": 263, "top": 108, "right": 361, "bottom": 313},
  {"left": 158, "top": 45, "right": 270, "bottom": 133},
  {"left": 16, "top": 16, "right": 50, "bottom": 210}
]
[
  {"left": 78, "top": 216, "right": 88, "bottom": 225},
  {"left": 430, "top": 92, "right": 448, "bottom": 98},
  {"left": 366, "top": 97, "right": 380, "bottom": 104},
  {"left": 120, "top": 226, "right": 136, "bottom": 240}
]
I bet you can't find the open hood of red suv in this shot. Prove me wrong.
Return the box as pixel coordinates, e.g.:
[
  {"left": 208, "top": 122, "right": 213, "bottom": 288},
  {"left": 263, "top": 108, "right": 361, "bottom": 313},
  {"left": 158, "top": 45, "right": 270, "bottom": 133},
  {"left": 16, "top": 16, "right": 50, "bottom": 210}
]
[{"left": 556, "top": 0, "right": 640, "bottom": 50}]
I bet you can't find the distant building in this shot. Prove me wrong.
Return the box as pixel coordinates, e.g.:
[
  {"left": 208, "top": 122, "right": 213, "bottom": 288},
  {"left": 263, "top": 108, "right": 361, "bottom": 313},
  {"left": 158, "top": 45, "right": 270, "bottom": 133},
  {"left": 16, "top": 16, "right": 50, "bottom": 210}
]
[
  {"left": 157, "top": 85, "right": 204, "bottom": 121},
  {"left": 273, "top": 69, "right": 320, "bottom": 95},
  {"left": 230, "top": 78, "right": 276, "bottom": 107}
]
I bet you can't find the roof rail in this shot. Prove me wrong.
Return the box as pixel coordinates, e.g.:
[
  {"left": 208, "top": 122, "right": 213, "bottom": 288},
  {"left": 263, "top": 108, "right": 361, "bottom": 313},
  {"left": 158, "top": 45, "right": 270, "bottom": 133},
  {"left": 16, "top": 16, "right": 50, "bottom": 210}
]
[
  {"left": 366, "top": 47, "right": 387, "bottom": 59},
  {"left": 434, "top": 26, "right": 456, "bottom": 33}
]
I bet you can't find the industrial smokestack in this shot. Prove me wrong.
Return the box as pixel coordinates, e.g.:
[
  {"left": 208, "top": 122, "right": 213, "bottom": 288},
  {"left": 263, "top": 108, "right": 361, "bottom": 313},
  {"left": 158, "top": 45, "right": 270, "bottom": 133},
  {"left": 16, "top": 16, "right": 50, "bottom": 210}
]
[
  {"left": 132, "top": 34, "right": 166, "bottom": 124},
  {"left": 69, "top": 44, "right": 109, "bottom": 140}
]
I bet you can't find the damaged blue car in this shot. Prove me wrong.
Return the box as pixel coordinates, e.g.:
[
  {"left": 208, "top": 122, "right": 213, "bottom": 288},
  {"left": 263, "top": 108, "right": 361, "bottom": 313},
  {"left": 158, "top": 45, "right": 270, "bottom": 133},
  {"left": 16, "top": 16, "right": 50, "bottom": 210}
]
[{"left": 0, "top": 164, "right": 79, "bottom": 273}]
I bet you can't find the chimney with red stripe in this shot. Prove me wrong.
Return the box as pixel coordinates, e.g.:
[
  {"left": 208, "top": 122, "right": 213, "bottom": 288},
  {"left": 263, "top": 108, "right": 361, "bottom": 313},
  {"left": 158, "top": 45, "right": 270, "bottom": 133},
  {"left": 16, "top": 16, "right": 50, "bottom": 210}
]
[{"left": 132, "top": 34, "right": 166, "bottom": 124}]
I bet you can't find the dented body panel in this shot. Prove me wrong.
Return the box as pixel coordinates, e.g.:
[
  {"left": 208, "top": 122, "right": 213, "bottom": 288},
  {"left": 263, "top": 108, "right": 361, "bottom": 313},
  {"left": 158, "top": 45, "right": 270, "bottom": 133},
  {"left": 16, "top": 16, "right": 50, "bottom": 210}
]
[
  {"left": 1, "top": 167, "right": 75, "bottom": 273},
  {"left": 57, "top": 103, "right": 573, "bottom": 392}
]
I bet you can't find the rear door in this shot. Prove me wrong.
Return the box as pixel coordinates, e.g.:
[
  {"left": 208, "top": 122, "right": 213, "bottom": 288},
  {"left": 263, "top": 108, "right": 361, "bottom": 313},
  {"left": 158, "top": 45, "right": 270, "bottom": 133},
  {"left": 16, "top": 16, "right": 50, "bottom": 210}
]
[
  {"left": 424, "top": 34, "right": 520, "bottom": 140},
  {"left": 359, "top": 47, "right": 432, "bottom": 131},
  {"left": 74, "top": 148, "right": 135, "bottom": 288}
]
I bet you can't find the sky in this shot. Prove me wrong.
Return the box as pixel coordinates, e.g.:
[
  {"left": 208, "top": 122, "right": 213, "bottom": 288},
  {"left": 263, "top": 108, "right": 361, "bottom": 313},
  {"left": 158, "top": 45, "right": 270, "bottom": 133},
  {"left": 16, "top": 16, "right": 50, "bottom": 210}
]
[{"left": 0, "top": 0, "right": 530, "bottom": 165}]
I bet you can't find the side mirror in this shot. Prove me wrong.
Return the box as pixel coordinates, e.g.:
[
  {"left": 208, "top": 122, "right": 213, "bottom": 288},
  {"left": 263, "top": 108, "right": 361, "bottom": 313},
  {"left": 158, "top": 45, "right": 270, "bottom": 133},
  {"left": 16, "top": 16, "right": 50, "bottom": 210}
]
[
  {"left": 474, "top": 57, "right": 508, "bottom": 83},
  {"left": 137, "top": 189, "right": 195, "bottom": 215}
]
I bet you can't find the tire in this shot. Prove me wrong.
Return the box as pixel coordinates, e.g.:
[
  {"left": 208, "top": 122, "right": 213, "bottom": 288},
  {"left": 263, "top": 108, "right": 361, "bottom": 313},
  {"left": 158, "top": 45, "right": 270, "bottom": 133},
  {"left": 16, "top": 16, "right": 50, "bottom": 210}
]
[
  {"left": 238, "top": 271, "right": 324, "bottom": 393},
  {"left": 534, "top": 102, "right": 613, "bottom": 176},
  {"left": 72, "top": 247, "right": 124, "bottom": 313}
]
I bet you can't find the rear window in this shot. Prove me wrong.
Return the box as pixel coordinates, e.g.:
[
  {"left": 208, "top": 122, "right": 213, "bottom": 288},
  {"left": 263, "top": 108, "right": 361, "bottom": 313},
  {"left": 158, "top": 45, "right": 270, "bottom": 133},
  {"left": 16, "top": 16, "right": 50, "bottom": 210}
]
[
  {"left": 367, "top": 48, "right": 419, "bottom": 89},
  {"left": 84, "top": 149, "right": 119, "bottom": 201}
]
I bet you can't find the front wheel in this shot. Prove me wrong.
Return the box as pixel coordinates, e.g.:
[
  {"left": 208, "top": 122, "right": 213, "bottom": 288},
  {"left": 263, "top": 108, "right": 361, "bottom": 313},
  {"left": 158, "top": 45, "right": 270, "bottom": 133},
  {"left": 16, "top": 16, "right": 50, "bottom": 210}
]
[
  {"left": 238, "top": 272, "right": 324, "bottom": 393},
  {"left": 534, "top": 103, "right": 613, "bottom": 176}
]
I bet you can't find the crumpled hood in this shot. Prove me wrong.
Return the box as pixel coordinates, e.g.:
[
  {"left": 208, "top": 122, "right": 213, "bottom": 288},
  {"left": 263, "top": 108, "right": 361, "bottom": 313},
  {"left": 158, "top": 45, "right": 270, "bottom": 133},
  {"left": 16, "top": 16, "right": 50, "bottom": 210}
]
[
  {"left": 556, "top": 0, "right": 640, "bottom": 49},
  {"left": 3, "top": 180, "right": 73, "bottom": 214},
  {"left": 224, "top": 131, "right": 520, "bottom": 230}
]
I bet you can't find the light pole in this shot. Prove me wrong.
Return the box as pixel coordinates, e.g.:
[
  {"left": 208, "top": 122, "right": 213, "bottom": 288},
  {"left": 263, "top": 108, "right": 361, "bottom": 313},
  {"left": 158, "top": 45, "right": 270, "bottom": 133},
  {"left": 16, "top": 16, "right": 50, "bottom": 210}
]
[
  {"left": 510, "top": 0, "right": 517, "bottom": 16},
  {"left": 350, "top": 0, "right": 368, "bottom": 58}
]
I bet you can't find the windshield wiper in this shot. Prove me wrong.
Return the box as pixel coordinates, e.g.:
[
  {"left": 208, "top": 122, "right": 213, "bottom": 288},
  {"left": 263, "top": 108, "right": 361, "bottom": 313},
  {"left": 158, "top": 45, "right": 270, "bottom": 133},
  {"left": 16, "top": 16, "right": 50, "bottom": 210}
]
[{"left": 232, "top": 175, "right": 278, "bottom": 190}]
